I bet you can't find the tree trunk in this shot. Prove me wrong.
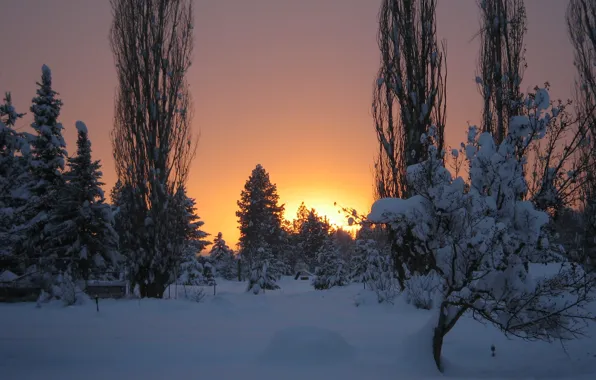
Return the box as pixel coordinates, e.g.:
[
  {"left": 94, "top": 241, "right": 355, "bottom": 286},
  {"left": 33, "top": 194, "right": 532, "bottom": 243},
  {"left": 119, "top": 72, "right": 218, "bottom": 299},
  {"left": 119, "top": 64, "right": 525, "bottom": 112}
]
[
  {"left": 432, "top": 325, "right": 445, "bottom": 372},
  {"left": 139, "top": 282, "right": 166, "bottom": 298}
]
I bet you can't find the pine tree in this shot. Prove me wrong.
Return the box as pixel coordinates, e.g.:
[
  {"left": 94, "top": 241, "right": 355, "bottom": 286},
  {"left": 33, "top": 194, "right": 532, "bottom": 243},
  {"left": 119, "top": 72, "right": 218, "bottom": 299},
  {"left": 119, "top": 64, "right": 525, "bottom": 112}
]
[
  {"left": 172, "top": 187, "right": 211, "bottom": 289},
  {"left": 350, "top": 239, "right": 375, "bottom": 287},
  {"left": 247, "top": 245, "right": 280, "bottom": 294},
  {"left": 298, "top": 208, "right": 330, "bottom": 271},
  {"left": 0, "top": 92, "right": 28, "bottom": 272},
  {"left": 209, "top": 232, "right": 236, "bottom": 280},
  {"left": 16, "top": 65, "right": 68, "bottom": 278},
  {"left": 174, "top": 186, "right": 210, "bottom": 256},
  {"left": 45, "top": 121, "right": 120, "bottom": 281},
  {"left": 178, "top": 250, "right": 204, "bottom": 286},
  {"left": 312, "top": 237, "right": 348, "bottom": 290},
  {"left": 201, "top": 257, "right": 217, "bottom": 291},
  {"left": 236, "top": 164, "right": 284, "bottom": 276}
]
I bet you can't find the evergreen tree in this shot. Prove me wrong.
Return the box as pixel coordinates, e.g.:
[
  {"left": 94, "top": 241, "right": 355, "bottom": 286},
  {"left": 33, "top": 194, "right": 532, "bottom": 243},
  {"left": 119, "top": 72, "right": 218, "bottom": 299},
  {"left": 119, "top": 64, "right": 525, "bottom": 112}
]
[
  {"left": 45, "top": 122, "right": 120, "bottom": 281},
  {"left": 16, "top": 65, "right": 68, "bottom": 278},
  {"left": 209, "top": 232, "right": 236, "bottom": 280},
  {"left": 247, "top": 245, "right": 280, "bottom": 294},
  {"left": 164, "top": 187, "right": 210, "bottom": 293},
  {"left": 0, "top": 92, "right": 28, "bottom": 271},
  {"left": 312, "top": 237, "right": 348, "bottom": 290},
  {"left": 200, "top": 256, "right": 217, "bottom": 288},
  {"left": 236, "top": 164, "right": 284, "bottom": 275},
  {"left": 178, "top": 250, "right": 204, "bottom": 286},
  {"left": 297, "top": 209, "right": 330, "bottom": 271},
  {"left": 173, "top": 186, "right": 211, "bottom": 256},
  {"left": 350, "top": 239, "right": 374, "bottom": 286}
]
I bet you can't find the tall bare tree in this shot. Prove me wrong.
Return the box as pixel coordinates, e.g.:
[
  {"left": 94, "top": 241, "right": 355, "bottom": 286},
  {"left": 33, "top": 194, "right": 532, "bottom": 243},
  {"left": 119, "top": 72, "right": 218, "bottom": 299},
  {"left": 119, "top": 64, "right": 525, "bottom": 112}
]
[
  {"left": 567, "top": 0, "right": 596, "bottom": 268},
  {"left": 372, "top": 0, "right": 447, "bottom": 289},
  {"left": 109, "top": 0, "right": 197, "bottom": 298},
  {"left": 476, "top": 0, "right": 527, "bottom": 145}
]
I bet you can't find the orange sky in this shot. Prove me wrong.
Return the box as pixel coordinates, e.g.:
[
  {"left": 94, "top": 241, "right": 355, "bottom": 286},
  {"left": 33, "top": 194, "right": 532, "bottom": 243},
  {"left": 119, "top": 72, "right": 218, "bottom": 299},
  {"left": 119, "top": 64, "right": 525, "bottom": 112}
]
[{"left": 0, "top": 0, "right": 575, "bottom": 247}]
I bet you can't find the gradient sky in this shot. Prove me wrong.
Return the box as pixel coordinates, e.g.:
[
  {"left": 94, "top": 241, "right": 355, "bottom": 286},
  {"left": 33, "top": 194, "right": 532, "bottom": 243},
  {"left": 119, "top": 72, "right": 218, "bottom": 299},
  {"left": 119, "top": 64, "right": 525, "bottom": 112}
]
[{"left": 0, "top": 0, "right": 574, "bottom": 247}]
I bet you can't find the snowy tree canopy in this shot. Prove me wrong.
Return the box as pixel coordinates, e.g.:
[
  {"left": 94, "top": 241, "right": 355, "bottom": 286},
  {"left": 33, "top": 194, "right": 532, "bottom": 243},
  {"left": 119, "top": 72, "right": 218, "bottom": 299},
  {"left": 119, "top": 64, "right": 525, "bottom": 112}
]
[
  {"left": 368, "top": 88, "right": 596, "bottom": 371},
  {"left": 45, "top": 121, "right": 120, "bottom": 281}
]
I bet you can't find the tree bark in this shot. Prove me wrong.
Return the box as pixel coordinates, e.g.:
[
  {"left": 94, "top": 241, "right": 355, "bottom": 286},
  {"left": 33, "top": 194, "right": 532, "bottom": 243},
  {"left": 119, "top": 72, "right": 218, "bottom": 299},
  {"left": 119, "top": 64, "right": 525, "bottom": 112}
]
[{"left": 432, "top": 324, "right": 445, "bottom": 372}]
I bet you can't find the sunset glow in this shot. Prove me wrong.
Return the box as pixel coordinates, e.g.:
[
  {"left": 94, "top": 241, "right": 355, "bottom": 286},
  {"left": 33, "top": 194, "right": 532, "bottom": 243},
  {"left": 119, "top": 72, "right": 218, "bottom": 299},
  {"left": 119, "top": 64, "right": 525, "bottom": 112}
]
[{"left": 0, "top": 0, "right": 575, "bottom": 248}]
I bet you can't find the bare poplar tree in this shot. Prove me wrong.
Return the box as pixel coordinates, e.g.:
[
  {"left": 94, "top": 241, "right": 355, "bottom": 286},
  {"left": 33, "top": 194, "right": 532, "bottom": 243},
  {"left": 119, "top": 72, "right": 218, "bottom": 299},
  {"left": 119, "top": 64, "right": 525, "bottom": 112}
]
[
  {"left": 567, "top": 0, "right": 596, "bottom": 268},
  {"left": 476, "top": 0, "right": 527, "bottom": 145},
  {"left": 109, "top": 0, "right": 197, "bottom": 298},
  {"left": 372, "top": 0, "right": 447, "bottom": 289}
]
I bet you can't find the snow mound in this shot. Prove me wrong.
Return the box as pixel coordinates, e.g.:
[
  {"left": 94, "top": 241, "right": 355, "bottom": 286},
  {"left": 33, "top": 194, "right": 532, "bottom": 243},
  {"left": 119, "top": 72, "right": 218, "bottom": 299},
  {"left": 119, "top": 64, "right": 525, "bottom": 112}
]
[
  {"left": 0, "top": 270, "right": 18, "bottom": 282},
  {"left": 260, "top": 326, "right": 354, "bottom": 365}
]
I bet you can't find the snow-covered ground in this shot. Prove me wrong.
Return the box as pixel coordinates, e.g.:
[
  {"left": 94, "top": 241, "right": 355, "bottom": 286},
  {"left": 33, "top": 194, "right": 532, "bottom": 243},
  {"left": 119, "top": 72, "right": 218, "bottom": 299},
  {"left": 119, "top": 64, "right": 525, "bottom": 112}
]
[{"left": 1, "top": 277, "right": 595, "bottom": 380}]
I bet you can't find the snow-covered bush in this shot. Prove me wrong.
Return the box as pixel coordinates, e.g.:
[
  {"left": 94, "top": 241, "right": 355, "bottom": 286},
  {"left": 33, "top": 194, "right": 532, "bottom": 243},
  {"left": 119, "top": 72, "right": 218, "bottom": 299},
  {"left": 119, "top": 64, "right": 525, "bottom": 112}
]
[
  {"left": 312, "top": 238, "right": 349, "bottom": 290},
  {"left": 364, "top": 244, "right": 398, "bottom": 303},
  {"left": 405, "top": 271, "right": 440, "bottom": 310},
  {"left": 247, "top": 247, "right": 280, "bottom": 294},
  {"left": 183, "top": 286, "right": 206, "bottom": 303},
  {"left": 368, "top": 88, "right": 596, "bottom": 371}
]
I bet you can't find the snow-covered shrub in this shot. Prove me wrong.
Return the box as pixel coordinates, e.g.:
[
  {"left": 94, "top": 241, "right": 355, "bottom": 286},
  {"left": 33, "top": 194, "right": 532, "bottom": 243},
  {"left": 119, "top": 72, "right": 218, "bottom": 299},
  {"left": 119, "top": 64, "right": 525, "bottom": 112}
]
[
  {"left": 183, "top": 286, "right": 206, "bottom": 303},
  {"left": 406, "top": 271, "right": 440, "bottom": 310},
  {"left": 362, "top": 242, "right": 398, "bottom": 303},
  {"left": 247, "top": 248, "right": 280, "bottom": 294},
  {"left": 312, "top": 238, "right": 349, "bottom": 290},
  {"left": 368, "top": 88, "right": 596, "bottom": 371},
  {"left": 351, "top": 292, "right": 365, "bottom": 307},
  {"left": 44, "top": 272, "right": 90, "bottom": 306}
]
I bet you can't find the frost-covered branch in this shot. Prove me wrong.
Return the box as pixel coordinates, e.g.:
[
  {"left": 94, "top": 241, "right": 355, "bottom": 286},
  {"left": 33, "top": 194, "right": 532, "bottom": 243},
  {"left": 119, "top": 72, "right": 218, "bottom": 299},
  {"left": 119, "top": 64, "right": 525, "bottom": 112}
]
[{"left": 368, "top": 89, "right": 596, "bottom": 372}]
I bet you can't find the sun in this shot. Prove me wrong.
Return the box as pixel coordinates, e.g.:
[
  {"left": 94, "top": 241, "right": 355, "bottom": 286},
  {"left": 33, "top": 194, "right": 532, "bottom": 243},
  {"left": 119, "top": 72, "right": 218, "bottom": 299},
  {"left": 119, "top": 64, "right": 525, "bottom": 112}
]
[{"left": 283, "top": 198, "right": 359, "bottom": 232}]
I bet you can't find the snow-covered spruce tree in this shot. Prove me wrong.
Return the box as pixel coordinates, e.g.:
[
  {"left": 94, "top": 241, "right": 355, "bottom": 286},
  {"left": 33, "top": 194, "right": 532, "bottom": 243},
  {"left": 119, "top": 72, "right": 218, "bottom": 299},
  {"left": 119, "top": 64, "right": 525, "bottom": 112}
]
[
  {"left": 350, "top": 239, "right": 371, "bottom": 287},
  {"left": 209, "top": 232, "right": 236, "bottom": 280},
  {"left": 170, "top": 186, "right": 210, "bottom": 288},
  {"left": 236, "top": 164, "right": 285, "bottom": 279},
  {"left": 247, "top": 245, "right": 280, "bottom": 294},
  {"left": 201, "top": 257, "right": 216, "bottom": 290},
  {"left": 45, "top": 121, "right": 120, "bottom": 281},
  {"left": 177, "top": 249, "right": 204, "bottom": 286},
  {"left": 369, "top": 88, "right": 596, "bottom": 372},
  {"left": 0, "top": 92, "right": 28, "bottom": 272},
  {"left": 297, "top": 208, "right": 331, "bottom": 272},
  {"left": 363, "top": 241, "right": 398, "bottom": 303},
  {"left": 15, "top": 65, "right": 68, "bottom": 280},
  {"left": 110, "top": 0, "right": 197, "bottom": 298},
  {"left": 312, "top": 237, "right": 348, "bottom": 290}
]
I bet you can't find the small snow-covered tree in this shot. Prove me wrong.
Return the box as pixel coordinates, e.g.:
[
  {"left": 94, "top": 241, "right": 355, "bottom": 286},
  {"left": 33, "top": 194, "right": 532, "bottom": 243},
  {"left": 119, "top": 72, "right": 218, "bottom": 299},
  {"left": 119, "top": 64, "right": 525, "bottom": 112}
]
[
  {"left": 16, "top": 65, "right": 68, "bottom": 280},
  {"left": 178, "top": 251, "right": 204, "bottom": 286},
  {"left": 364, "top": 242, "right": 397, "bottom": 303},
  {"left": 209, "top": 232, "right": 236, "bottom": 280},
  {"left": 350, "top": 239, "right": 372, "bottom": 286},
  {"left": 312, "top": 237, "right": 348, "bottom": 290},
  {"left": 247, "top": 246, "right": 280, "bottom": 294},
  {"left": 45, "top": 121, "right": 120, "bottom": 281},
  {"left": 297, "top": 208, "right": 331, "bottom": 271},
  {"left": 369, "top": 88, "right": 596, "bottom": 372}
]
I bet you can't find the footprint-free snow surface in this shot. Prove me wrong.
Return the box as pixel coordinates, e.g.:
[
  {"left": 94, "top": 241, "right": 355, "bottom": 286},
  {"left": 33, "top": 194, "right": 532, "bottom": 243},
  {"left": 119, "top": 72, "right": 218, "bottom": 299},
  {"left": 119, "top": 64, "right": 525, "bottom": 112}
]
[{"left": 1, "top": 277, "right": 596, "bottom": 380}]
